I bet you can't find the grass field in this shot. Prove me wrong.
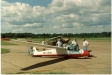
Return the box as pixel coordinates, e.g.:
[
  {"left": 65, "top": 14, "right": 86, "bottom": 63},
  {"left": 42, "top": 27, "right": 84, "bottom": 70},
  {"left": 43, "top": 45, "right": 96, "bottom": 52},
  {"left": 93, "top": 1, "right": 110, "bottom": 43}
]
[
  {"left": 84, "top": 37, "right": 111, "bottom": 41},
  {"left": 1, "top": 41, "right": 17, "bottom": 54},
  {"left": 24, "top": 37, "right": 111, "bottom": 43},
  {"left": 8, "top": 71, "right": 69, "bottom": 74},
  {"left": 1, "top": 41, "right": 17, "bottom": 45},
  {"left": 1, "top": 37, "right": 111, "bottom": 74},
  {"left": 1, "top": 48, "right": 10, "bottom": 54}
]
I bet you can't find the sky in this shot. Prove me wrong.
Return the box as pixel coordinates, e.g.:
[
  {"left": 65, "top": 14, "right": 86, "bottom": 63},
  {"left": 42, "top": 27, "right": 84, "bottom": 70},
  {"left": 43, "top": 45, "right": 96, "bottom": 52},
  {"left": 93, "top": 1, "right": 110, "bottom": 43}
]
[{"left": 1, "top": 0, "right": 111, "bottom": 34}]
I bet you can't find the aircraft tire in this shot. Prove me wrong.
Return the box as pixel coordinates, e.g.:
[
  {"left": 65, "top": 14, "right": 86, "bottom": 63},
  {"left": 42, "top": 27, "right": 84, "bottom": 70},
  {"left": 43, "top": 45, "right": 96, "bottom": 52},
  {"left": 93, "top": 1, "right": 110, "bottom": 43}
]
[
  {"left": 84, "top": 56, "right": 89, "bottom": 59},
  {"left": 32, "top": 55, "right": 35, "bottom": 57}
]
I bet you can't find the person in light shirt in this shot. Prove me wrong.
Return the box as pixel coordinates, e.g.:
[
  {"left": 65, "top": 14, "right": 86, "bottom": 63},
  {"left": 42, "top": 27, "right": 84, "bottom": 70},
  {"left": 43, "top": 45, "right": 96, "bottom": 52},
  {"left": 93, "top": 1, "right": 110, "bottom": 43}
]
[
  {"left": 72, "top": 38, "right": 79, "bottom": 51},
  {"left": 56, "top": 39, "right": 62, "bottom": 47},
  {"left": 83, "top": 38, "right": 89, "bottom": 50},
  {"left": 42, "top": 39, "right": 47, "bottom": 45}
]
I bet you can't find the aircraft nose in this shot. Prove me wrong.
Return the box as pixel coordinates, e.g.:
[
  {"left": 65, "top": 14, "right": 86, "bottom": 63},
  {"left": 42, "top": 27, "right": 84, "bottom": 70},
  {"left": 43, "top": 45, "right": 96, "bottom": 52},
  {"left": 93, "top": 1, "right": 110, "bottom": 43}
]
[{"left": 83, "top": 50, "right": 90, "bottom": 56}]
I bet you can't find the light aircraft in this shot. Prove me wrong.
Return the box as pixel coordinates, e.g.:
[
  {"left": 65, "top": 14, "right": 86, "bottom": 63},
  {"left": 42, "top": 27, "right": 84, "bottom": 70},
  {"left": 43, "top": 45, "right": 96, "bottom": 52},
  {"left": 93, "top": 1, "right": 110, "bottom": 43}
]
[
  {"left": 28, "top": 44, "right": 94, "bottom": 58},
  {"left": 11, "top": 37, "right": 95, "bottom": 58},
  {"left": 44, "top": 36, "right": 70, "bottom": 46}
]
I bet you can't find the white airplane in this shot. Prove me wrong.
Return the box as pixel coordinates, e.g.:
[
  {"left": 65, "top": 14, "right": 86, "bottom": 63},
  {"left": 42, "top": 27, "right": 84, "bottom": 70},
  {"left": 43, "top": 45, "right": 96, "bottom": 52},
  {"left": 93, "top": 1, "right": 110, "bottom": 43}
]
[{"left": 28, "top": 44, "right": 94, "bottom": 58}]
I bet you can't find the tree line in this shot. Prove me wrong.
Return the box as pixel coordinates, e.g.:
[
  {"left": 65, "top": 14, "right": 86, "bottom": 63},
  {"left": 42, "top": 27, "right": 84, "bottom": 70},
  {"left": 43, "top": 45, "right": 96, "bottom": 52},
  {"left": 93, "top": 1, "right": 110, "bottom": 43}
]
[{"left": 1, "top": 32, "right": 111, "bottom": 38}]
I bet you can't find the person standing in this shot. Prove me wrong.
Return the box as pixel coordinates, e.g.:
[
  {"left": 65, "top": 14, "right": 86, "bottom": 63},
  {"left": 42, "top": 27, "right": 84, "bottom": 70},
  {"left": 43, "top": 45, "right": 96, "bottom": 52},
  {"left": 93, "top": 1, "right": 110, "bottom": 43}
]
[
  {"left": 72, "top": 38, "right": 79, "bottom": 51},
  {"left": 83, "top": 38, "right": 89, "bottom": 50},
  {"left": 42, "top": 39, "right": 47, "bottom": 45},
  {"left": 56, "top": 39, "right": 62, "bottom": 47}
]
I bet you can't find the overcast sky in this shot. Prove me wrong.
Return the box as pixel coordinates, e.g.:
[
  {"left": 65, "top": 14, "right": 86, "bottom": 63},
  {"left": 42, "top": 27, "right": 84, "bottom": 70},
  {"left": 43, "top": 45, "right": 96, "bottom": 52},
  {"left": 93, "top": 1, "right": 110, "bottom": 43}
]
[{"left": 1, "top": 0, "right": 111, "bottom": 34}]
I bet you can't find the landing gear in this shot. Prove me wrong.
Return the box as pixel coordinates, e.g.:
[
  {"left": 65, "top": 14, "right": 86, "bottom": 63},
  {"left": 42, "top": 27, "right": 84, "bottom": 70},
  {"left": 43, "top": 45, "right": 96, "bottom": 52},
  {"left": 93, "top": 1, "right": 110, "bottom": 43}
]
[
  {"left": 84, "top": 55, "right": 96, "bottom": 58},
  {"left": 89, "top": 55, "right": 97, "bottom": 58},
  {"left": 87, "top": 50, "right": 92, "bottom": 52},
  {"left": 84, "top": 56, "right": 89, "bottom": 59}
]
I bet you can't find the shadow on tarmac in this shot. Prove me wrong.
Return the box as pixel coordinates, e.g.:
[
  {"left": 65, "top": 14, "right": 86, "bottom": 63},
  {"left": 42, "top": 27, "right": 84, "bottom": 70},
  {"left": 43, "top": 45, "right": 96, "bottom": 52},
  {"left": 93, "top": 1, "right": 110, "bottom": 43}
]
[
  {"left": 21, "top": 58, "right": 69, "bottom": 70},
  {"left": 21, "top": 56, "right": 93, "bottom": 71}
]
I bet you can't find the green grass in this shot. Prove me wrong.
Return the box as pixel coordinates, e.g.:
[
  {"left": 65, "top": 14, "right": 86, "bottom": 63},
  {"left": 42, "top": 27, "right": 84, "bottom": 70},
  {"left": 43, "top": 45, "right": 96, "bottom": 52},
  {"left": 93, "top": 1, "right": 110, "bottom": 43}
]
[
  {"left": 31, "top": 38, "right": 49, "bottom": 43},
  {"left": 84, "top": 37, "right": 111, "bottom": 42},
  {"left": 24, "top": 37, "right": 111, "bottom": 43},
  {"left": 1, "top": 41, "right": 17, "bottom": 45},
  {"left": 8, "top": 71, "right": 69, "bottom": 74},
  {"left": 69, "top": 37, "right": 111, "bottom": 42},
  {"left": 1, "top": 48, "right": 10, "bottom": 54}
]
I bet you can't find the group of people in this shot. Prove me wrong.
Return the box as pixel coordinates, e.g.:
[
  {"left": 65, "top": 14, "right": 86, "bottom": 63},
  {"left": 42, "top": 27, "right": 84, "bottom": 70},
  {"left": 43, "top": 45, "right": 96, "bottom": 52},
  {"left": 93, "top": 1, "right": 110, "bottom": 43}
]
[
  {"left": 56, "top": 38, "right": 89, "bottom": 51},
  {"left": 42, "top": 38, "right": 89, "bottom": 51}
]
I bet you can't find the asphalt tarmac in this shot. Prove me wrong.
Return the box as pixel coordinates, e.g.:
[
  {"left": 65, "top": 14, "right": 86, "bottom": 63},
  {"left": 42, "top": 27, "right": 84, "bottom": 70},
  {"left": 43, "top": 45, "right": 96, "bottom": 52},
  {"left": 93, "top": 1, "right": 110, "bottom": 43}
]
[{"left": 1, "top": 40, "right": 111, "bottom": 74}]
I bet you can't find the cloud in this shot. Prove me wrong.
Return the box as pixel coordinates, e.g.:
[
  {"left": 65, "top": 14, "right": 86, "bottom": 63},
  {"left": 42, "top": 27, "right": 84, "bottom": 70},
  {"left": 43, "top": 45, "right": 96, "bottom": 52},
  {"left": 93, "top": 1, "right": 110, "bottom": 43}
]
[
  {"left": 23, "top": 23, "right": 43, "bottom": 28},
  {"left": 1, "top": 0, "right": 111, "bottom": 33},
  {"left": 53, "top": 14, "right": 79, "bottom": 22},
  {"left": 2, "top": 1, "right": 46, "bottom": 25},
  {"left": 52, "top": 26, "right": 60, "bottom": 29},
  {"left": 62, "top": 22, "right": 84, "bottom": 28}
]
